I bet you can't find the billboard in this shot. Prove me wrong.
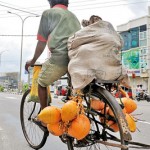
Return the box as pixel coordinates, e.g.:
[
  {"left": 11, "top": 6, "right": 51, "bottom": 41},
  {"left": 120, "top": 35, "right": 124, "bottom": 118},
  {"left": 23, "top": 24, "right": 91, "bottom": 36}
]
[{"left": 122, "top": 48, "right": 140, "bottom": 76}]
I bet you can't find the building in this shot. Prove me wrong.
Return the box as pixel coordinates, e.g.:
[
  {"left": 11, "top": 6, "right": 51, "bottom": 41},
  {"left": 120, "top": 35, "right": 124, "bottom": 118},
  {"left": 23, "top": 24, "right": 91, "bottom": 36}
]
[
  {"left": 117, "top": 7, "right": 150, "bottom": 94},
  {"left": 0, "top": 72, "right": 18, "bottom": 89}
]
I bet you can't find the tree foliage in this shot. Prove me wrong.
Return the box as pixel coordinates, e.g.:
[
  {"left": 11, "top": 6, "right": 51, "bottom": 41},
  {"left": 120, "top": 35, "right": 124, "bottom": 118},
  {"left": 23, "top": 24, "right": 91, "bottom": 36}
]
[
  {"left": 22, "top": 83, "right": 29, "bottom": 93},
  {"left": 0, "top": 85, "right": 4, "bottom": 92}
]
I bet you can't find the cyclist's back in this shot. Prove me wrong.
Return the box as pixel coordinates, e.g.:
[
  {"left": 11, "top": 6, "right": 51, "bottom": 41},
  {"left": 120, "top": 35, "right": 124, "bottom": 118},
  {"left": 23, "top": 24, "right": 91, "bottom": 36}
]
[{"left": 39, "top": 6, "right": 81, "bottom": 66}]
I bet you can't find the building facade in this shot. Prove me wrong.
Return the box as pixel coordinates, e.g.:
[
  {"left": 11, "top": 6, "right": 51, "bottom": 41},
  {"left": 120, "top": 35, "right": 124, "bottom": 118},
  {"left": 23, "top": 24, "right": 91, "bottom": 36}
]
[
  {"left": 0, "top": 72, "right": 18, "bottom": 89},
  {"left": 117, "top": 14, "right": 150, "bottom": 95}
]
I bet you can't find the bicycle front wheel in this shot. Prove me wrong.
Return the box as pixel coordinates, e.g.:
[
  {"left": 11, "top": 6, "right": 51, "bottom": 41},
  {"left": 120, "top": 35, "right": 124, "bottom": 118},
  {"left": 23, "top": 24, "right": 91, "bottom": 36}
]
[{"left": 20, "top": 89, "right": 49, "bottom": 149}]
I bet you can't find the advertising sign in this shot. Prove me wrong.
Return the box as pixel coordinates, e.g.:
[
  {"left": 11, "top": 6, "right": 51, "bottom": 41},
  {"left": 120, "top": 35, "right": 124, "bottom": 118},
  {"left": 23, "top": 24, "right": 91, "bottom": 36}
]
[
  {"left": 120, "top": 27, "right": 139, "bottom": 50},
  {"left": 122, "top": 48, "right": 140, "bottom": 76}
]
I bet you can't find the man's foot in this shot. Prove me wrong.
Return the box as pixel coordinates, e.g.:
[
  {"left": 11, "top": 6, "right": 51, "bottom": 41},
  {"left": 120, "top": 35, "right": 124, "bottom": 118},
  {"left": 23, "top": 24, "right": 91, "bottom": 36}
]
[
  {"left": 61, "top": 96, "right": 69, "bottom": 103},
  {"left": 33, "top": 118, "right": 48, "bottom": 132}
]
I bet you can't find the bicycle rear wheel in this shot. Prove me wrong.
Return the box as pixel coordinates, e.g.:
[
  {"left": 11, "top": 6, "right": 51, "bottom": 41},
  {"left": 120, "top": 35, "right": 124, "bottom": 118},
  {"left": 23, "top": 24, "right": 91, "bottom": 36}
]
[
  {"left": 65, "top": 85, "right": 131, "bottom": 150},
  {"left": 20, "top": 89, "right": 49, "bottom": 149}
]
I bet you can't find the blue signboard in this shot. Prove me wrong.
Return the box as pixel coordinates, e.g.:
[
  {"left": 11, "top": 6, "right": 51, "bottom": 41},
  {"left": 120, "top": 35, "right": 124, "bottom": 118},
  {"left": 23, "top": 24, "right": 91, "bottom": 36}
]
[{"left": 120, "top": 27, "right": 139, "bottom": 50}]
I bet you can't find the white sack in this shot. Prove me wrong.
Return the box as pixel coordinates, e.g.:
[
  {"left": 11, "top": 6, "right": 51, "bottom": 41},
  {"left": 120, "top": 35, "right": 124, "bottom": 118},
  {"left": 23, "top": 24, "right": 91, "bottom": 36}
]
[{"left": 68, "top": 20, "right": 126, "bottom": 89}]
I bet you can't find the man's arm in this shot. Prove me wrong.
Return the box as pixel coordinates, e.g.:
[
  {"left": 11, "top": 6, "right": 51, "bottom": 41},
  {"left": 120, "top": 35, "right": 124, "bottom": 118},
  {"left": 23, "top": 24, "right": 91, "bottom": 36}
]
[
  {"left": 25, "top": 41, "right": 46, "bottom": 72},
  {"left": 32, "top": 40, "right": 46, "bottom": 63}
]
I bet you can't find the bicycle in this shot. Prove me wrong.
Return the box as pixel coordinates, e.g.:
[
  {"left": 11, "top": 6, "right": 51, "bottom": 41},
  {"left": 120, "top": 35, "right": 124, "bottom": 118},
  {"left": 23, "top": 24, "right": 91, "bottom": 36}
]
[{"left": 20, "top": 65, "right": 150, "bottom": 150}]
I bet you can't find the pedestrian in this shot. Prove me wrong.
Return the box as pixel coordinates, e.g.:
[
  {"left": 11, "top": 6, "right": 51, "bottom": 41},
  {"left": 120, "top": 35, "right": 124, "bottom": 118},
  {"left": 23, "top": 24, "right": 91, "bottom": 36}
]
[
  {"left": 25, "top": 0, "right": 81, "bottom": 112},
  {"left": 136, "top": 85, "right": 143, "bottom": 97}
]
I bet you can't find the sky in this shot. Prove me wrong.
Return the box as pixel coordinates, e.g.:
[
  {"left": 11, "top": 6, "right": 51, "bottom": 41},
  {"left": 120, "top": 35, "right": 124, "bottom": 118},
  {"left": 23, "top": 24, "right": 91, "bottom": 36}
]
[{"left": 0, "top": 0, "right": 150, "bottom": 82}]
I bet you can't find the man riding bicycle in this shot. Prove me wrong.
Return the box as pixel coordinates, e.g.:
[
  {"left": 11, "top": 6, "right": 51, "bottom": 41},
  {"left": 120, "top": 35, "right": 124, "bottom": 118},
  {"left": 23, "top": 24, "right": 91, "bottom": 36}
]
[{"left": 25, "top": 0, "right": 81, "bottom": 110}]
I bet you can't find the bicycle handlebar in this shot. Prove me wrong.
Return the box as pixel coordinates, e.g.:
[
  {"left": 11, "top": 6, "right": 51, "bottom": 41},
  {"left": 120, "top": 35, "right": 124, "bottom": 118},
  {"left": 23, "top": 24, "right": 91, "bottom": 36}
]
[{"left": 31, "top": 64, "right": 42, "bottom": 67}]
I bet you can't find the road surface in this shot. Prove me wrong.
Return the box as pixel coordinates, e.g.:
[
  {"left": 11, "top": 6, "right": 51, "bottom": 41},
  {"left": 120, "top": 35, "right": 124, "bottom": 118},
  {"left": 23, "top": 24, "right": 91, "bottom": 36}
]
[{"left": 0, "top": 92, "right": 150, "bottom": 150}]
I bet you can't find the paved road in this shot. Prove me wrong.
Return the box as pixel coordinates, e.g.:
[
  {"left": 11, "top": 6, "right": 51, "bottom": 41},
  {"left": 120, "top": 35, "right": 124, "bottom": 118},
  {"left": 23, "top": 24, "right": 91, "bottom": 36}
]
[
  {"left": 0, "top": 92, "right": 67, "bottom": 150},
  {"left": 0, "top": 92, "right": 150, "bottom": 150}
]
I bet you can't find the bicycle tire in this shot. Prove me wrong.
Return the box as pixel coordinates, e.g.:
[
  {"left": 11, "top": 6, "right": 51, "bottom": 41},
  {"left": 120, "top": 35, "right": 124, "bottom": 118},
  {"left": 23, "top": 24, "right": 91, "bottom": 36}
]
[
  {"left": 66, "top": 85, "right": 131, "bottom": 150},
  {"left": 94, "top": 86, "right": 131, "bottom": 150},
  {"left": 20, "top": 89, "right": 48, "bottom": 149}
]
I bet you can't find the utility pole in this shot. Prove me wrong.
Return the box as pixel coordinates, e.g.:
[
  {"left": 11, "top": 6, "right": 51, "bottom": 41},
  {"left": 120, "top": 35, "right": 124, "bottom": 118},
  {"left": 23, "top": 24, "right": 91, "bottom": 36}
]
[{"left": 8, "top": 11, "right": 39, "bottom": 93}]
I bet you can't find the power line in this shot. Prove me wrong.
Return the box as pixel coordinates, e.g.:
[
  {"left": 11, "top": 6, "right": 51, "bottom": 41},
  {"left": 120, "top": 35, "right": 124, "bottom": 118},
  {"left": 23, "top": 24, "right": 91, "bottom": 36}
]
[
  {"left": 71, "top": 0, "right": 150, "bottom": 11},
  {"left": 10, "top": 0, "right": 132, "bottom": 8},
  {"left": 71, "top": 0, "right": 126, "bottom": 3},
  {"left": 0, "top": 0, "right": 45, "bottom": 16},
  {"left": 0, "top": 13, "right": 42, "bottom": 19},
  {"left": 70, "top": 0, "right": 129, "bottom": 7},
  {"left": 0, "top": 1, "right": 26, "bottom": 8},
  {"left": 0, "top": 0, "right": 48, "bottom": 10},
  {"left": 10, "top": 0, "right": 128, "bottom": 9},
  {"left": 0, "top": 3, "right": 40, "bottom": 16},
  {"left": 0, "top": 35, "right": 36, "bottom": 36},
  {"left": 0, "top": 0, "right": 127, "bottom": 10},
  {"left": 0, "top": 0, "right": 149, "bottom": 17},
  {"left": 0, "top": 10, "right": 42, "bottom": 18}
]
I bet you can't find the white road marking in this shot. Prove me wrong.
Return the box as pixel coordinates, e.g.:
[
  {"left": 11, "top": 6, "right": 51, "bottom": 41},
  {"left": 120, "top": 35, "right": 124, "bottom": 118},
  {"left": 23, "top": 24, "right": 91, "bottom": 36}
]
[
  {"left": 5, "top": 97, "right": 17, "bottom": 100},
  {"left": 138, "top": 120, "right": 150, "bottom": 125}
]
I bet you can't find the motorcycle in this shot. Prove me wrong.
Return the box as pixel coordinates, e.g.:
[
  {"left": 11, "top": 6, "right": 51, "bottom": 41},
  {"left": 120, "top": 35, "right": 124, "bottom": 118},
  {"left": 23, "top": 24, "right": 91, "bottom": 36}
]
[{"left": 136, "top": 90, "right": 150, "bottom": 102}]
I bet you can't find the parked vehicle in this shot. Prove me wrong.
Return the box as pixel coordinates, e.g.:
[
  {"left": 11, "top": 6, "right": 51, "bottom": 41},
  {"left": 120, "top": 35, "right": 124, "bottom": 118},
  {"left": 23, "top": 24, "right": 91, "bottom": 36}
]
[
  {"left": 55, "top": 85, "right": 67, "bottom": 96},
  {"left": 115, "top": 86, "right": 133, "bottom": 98},
  {"left": 122, "top": 86, "right": 133, "bottom": 98},
  {"left": 136, "top": 90, "right": 150, "bottom": 102}
]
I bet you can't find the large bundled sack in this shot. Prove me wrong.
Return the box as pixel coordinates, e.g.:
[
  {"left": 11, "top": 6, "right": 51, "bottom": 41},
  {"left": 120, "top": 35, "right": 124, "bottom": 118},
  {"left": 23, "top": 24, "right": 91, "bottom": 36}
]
[{"left": 68, "top": 20, "right": 127, "bottom": 89}]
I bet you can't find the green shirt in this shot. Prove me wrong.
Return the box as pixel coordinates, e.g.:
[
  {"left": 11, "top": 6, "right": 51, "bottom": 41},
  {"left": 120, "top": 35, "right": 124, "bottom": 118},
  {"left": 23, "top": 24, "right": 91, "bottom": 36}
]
[{"left": 37, "top": 4, "right": 81, "bottom": 66}]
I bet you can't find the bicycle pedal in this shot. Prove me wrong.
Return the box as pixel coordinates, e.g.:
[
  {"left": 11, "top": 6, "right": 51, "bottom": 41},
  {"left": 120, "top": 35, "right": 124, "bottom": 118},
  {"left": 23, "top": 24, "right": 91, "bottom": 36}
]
[{"left": 32, "top": 118, "right": 48, "bottom": 132}]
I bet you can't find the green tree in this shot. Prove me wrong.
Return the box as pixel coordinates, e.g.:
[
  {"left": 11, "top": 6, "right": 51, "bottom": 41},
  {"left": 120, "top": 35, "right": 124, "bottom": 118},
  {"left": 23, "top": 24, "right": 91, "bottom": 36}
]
[
  {"left": 22, "top": 83, "right": 29, "bottom": 93},
  {"left": 0, "top": 85, "right": 4, "bottom": 92}
]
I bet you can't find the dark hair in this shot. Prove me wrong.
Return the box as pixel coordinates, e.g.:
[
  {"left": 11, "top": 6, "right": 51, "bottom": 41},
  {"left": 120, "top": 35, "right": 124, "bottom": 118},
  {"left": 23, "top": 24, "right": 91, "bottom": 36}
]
[{"left": 48, "top": 0, "right": 69, "bottom": 7}]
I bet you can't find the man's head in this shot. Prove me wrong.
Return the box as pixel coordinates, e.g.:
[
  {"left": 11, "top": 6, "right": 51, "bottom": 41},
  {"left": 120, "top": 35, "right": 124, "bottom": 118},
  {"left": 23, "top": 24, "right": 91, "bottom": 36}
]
[{"left": 48, "top": 0, "right": 69, "bottom": 7}]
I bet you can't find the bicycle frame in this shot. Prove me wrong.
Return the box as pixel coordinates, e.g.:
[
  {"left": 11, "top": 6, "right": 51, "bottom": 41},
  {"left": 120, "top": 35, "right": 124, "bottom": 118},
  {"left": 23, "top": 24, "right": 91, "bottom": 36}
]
[{"left": 20, "top": 71, "right": 150, "bottom": 150}]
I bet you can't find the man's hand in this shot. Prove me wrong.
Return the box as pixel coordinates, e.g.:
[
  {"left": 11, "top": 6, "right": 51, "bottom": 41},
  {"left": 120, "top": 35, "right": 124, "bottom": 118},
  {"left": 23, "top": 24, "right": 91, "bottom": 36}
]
[{"left": 25, "top": 59, "right": 35, "bottom": 73}]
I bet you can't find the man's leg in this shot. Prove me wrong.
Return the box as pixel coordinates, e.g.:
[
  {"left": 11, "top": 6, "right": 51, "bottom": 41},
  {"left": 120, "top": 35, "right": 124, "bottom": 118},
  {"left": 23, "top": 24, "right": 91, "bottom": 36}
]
[
  {"left": 38, "top": 84, "right": 47, "bottom": 110},
  {"left": 38, "top": 61, "right": 68, "bottom": 109}
]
